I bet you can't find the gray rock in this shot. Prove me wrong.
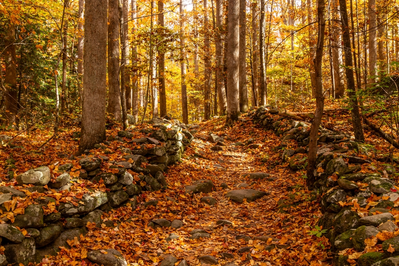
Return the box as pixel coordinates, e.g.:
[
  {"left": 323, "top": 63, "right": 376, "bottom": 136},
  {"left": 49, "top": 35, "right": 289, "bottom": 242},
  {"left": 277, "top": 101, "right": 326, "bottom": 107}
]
[
  {"left": 178, "top": 259, "right": 189, "bottom": 266},
  {"left": 0, "top": 224, "right": 24, "bottom": 243},
  {"left": 171, "top": 220, "right": 183, "bottom": 229},
  {"left": 379, "top": 220, "right": 398, "bottom": 232},
  {"left": 198, "top": 255, "right": 218, "bottom": 265},
  {"left": 36, "top": 224, "right": 63, "bottom": 247},
  {"left": 385, "top": 164, "right": 396, "bottom": 174},
  {"left": 126, "top": 184, "right": 142, "bottom": 196},
  {"left": 337, "top": 178, "right": 358, "bottom": 190},
  {"left": 216, "top": 220, "right": 232, "bottom": 226},
  {"left": 166, "top": 233, "right": 179, "bottom": 242},
  {"left": 44, "top": 212, "right": 61, "bottom": 223},
  {"left": 326, "top": 157, "right": 348, "bottom": 175},
  {"left": 383, "top": 236, "right": 399, "bottom": 255},
  {"left": 190, "top": 232, "right": 211, "bottom": 239},
  {"left": 4, "top": 238, "right": 35, "bottom": 265},
  {"left": 0, "top": 193, "right": 12, "bottom": 205},
  {"left": 79, "top": 157, "right": 101, "bottom": 171},
  {"left": 369, "top": 208, "right": 390, "bottom": 215},
  {"left": 334, "top": 230, "right": 355, "bottom": 250},
  {"left": 382, "top": 192, "right": 399, "bottom": 202},
  {"left": 49, "top": 172, "right": 70, "bottom": 189},
  {"left": 58, "top": 191, "right": 108, "bottom": 215},
  {"left": 359, "top": 213, "right": 394, "bottom": 227},
  {"left": 0, "top": 187, "right": 26, "bottom": 198},
  {"left": 92, "top": 173, "right": 118, "bottom": 185},
  {"left": 358, "top": 252, "right": 385, "bottom": 266},
  {"left": 221, "top": 252, "right": 235, "bottom": 259},
  {"left": 209, "top": 134, "right": 223, "bottom": 143},
  {"left": 16, "top": 166, "right": 51, "bottom": 186},
  {"left": 0, "top": 254, "right": 6, "bottom": 266},
  {"left": 341, "top": 173, "right": 380, "bottom": 182},
  {"left": 65, "top": 218, "right": 85, "bottom": 229},
  {"left": 146, "top": 164, "right": 165, "bottom": 176},
  {"left": 118, "top": 171, "right": 133, "bottom": 186},
  {"left": 160, "top": 255, "right": 178, "bottom": 266},
  {"left": 321, "top": 188, "right": 346, "bottom": 213},
  {"left": 58, "top": 163, "right": 73, "bottom": 172},
  {"left": 118, "top": 130, "right": 134, "bottom": 138},
  {"left": 144, "top": 200, "right": 159, "bottom": 207},
  {"left": 150, "top": 129, "right": 168, "bottom": 141},
  {"left": 108, "top": 190, "right": 129, "bottom": 207},
  {"left": 226, "top": 189, "right": 267, "bottom": 203},
  {"left": 364, "top": 176, "right": 394, "bottom": 194},
  {"left": 155, "top": 171, "right": 167, "bottom": 187},
  {"left": 26, "top": 228, "right": 40, "bottom": 238},
  {"left": 142, "top": 175, "right": 162, "bottom": 191},
  {"left": 333, "top": 209, "right": 360, "bottom": 235},
  {"left": 352, "top": 225, "right": 379, "bottom": 251},
  {"left": 87, "top": 249, "right": 127, "bottom": 266},
  {"left": 149, "top": 218, "right": 171, "bottom": 228},
  {"left": 185, "top": 180, "right": 215, "bottom": 194},
  {"left": 372, "top": 257, "right": 399, "bottom": 266},
  {"left": 238, "top": 246, "right": 251, "bottom": 253},
  {"left": 83, "top": 210, "right": 103, "bottom": 227},
  {"left": 200, "top": 196, "right": 217, "bottom": 206},
  {"left": 13, "top": 204, "right": 44, "bottom": 228}
]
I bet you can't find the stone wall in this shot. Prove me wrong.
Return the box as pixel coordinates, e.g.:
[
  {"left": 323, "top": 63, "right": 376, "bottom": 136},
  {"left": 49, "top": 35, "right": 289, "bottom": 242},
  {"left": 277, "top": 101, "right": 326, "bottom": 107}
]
[
  {"left": 252, "top": 107, "right": 399, "bottom": 266},
  {"left": 0, "top": 118, "right": 193, "bottom": 265}
]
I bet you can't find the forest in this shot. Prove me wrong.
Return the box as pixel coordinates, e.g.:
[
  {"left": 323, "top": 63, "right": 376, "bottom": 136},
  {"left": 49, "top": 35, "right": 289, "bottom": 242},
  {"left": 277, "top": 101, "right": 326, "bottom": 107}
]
[{"left": 1, "top": 0, "right": 399, "bottom": 265}]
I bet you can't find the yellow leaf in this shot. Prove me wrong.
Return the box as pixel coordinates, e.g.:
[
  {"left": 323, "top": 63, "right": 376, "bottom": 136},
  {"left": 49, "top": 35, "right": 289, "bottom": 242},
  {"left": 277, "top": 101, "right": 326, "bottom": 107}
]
[
  {"left": 365, "top": 236, "right": 377, "bottom": 247},
  {"left": 388, "top": 244, "right": 396, "bottom": 253}
]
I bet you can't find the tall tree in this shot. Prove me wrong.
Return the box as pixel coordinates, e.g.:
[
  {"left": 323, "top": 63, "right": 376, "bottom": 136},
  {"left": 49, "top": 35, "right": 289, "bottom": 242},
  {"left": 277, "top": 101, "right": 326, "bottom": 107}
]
[
  {"left": 239, "top": 0, "right": 248, "bottom": 112},
  {"left": 251, "top": 0, "right": 258, "bottom": 107},
  {"left": 107, "top": 0, "right": 122, "bottom": 120},
  {"left": 339, "top": 0, "right": 365, "bottom": 141},
  {"left": 4, "top": 24, "right": 18, "bottom": 127},
  {"left": 61, "top": 0, "right": 69, "bottom": 113},
  {"left": 307, "top": 0, "right": 325, "bottom": 189},
  {"left": 331, "top": 0, "right": 344, "bottom": 98},
  {"left": 368, "top": 0, "right": 377, "bottom": 83},
  {"left": 159, "top": 0, "right": 167, "bottom": 118},
  {"left": 216, "top": 0, "right": 227, "bottom": 114},
  {"left": 180, "top": 0, "right": 188, "bottom": 123},
  {"left": 131, "top": 0, "right": 139, "bottom": 123},
  {"left": 121, "top": 0, "right": 129, "bottom": 128},
  {"left": 259, "top": 0, "right": 267, "bottom": 105},
  {"left": 204, "top": 0, "right": 212, "bottom": 120},
  {"left": 79, "top": 0, "right": 107, "bottom": 153},
  {"left": 77, "top": 0, "right": 84, "bottom": 103},
  {"left": 226, "top": 0, "right": 240, "bottom": 125}
]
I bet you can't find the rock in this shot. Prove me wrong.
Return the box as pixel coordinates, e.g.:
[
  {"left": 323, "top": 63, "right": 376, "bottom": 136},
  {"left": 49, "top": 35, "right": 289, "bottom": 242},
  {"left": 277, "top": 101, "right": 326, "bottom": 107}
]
[
  {"left": 337, "top": 178, "right": 358, "bottom": 190},
  {"left": 352, "top": 225, "right": 379, "bottom": 251},
  {"left": 245, "top": 172, "right": 271, "bottom": 180},
  {"left": 0, "top": 254, "right": 6, "bottom": 266},
  {"left": 58, "top": 191, "right": 108, "bottom": 216},
  {"left": 369, "top": 208, "right": 390, "bottom": 215},
  {"left": 379, "top": 220, "right": 398, "bottom": 232},
  {"left": 0, "top": 224, "right": 25, "bottom": 243},
  {"left": 288, "top": 154, "right": 307, "bottom": 170},
  {"left": 358, "top": 252, "right": 385, "bottom": 266},
  {"left": 372, "top": 257, "right": 399, "bottom": 266},
  {"left": 150, "top": 129, "right": 168, "bottom": 141},
  {"left": 79, "top": 157, "right": 101, "bottom": 171},
  {"left": 36, "top": 224, "right": 63, "bottom": 247},
  {"left": 155, "top": 171, "right": 167, "bottom": 188},
  {"left": 178, "top": 259, "right": 189, "bottom": 266},
  {"left": 0, "top": 187, "right": 26, "bottom": 198},
  {"left": 144, "top": 200, "right": 158, "bottom": 207},
  {"left": 333, "top": 209, "right": 360, "bottom": 235},
  {"left": 146, "top": 164, "right": 165, "bottom": 176},
  {"left": 118, "top": 130, "right": 134, "bottom": 138},
  {"left": 108, "top": 190, "right": 129, "bottom": 207},
  {"left": 190, "top": 229, "right": 210, "bottom": 239},
  {"left": 119, "top": 171, "right": 133, "bottom": 186},
  {"left": 58, "top": 163, "right": 73, "bottom": 172},
  {"left": 236, "top": 235, "right": 251, "bottom": 242},
  {"left": 126, "top": 184, "right": 141, "bottom": 196},
  {"left": 334, "top": 230, "right": 355, "bottom": 250},
  {"left": 359, "top": 213, "right": 394, "bottom": 227},
  {"left": 198, "top": 255, "right": 218, "bottom": 265},
  {"left": 383, "top": 236, "right": 399, "bottom": 255},
  {"left": 87, "top": 249, "right": 127, "bottom": 266},
  {"left": 221, "top": 252, "right": 235, "bottom": 259},
  {"left": 208, "top": 134, "right": 223, "bottom": 143},
  {"left": 26, "top": 228, "right": 40, "bottom": 238},
  {"left": 44, "top": 212, "right": 61, "bottom": 223},
  {"left": 385, "top": 164, "right": 396, "bottom": 174},
  {"left": 16, "top": 166, "right": 51, "bottom": 186},
  {"left": 83, "top": 210, "right": 103, "bottom": 227},
  {"left": 238, "top": 246, "right": 251, "bottom": 253},
  {"left": 149, "top": 218, "right": 171, "bottom": 228},
  {"left": 65, "top": 218, "right": 85, "bottom": 229},
  {"left": 341, "top": 173, "right": 379, "bottom": 182},
  {"left": 225, "top": 189, "right": 267, "bottom": 203},
  {"left": 382, "top": 192, "right": 399, "bottom": 202},
  {"left": 4, "top": 238, "right": 35, "bottom": 265},
  {"left": 216, "top": 220, "right": 232, "bottom": 226},
  {"left": 221, "top": 183, "right": 228, "bottom": 189},
  {"left": 185, "top": 180, "right": 215, "bottom": 194},
  {"left": 0, "top": 193, "right": 12, "bottom": 205},
  {"left": 49, "top": 172, "right": 70, "bottom": 189},
  {"left": 92, "top": 173, "right": 118, "bottom": 185},
  {"left": 13, "top": 204, "right": 44, "bottom": 228},
  {"left": 364, "top": 176, "right": 394, "bottom": 194},
  {"left": 325, "top": 157, "right": 348, "bottom": 175},
  {"left": 166, "top": 233, "right": 179, "bottom": 242},
  {"left": 171, "top": 220, "right": 183, "bottom": 229},
  {"left": 321, "top": 188, "right": 346, "bottom": 213},
  {"left": 200, "top": 196, "right": 217, "bottom": 206},
  {"left": 142, "top": 175, "right": 162, "bottom": 191},
  {"left": 160, "top": 255, "right": 178, "bottom": 266},
  {"left": 237, "top": 183, "right": 249, "bottom": 188}
]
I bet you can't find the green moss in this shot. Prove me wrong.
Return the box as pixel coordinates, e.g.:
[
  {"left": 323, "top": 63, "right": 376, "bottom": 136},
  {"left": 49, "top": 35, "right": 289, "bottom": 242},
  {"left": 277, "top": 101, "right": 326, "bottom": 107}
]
[{"left": 357, "top": 252, "right": 384, "bottom": 266}]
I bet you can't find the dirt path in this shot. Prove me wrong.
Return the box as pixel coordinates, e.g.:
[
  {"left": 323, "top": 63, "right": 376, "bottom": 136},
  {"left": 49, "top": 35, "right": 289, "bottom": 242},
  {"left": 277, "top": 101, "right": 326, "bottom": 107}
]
[{"left": 46, "top": 116, "right": 330, "bottom": 266}]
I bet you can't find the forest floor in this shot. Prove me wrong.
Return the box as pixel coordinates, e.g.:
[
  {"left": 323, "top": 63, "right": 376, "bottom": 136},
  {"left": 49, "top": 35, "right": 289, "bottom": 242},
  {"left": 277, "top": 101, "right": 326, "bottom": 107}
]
[{"left": 1, "top": 99, "right": 397, "bottom": 266}]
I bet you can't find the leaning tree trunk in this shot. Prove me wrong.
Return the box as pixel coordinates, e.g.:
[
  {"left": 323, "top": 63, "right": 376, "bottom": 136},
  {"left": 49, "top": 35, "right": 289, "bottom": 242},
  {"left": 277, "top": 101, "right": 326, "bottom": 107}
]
[
  {"left": 204, "top": 0, "right": 212, "bottom": 120},
  {"left": 79, "top": 0, "right": 107, "bottom": 153},
  {"left": 307, "top": 0, "right": 325, "bottom": 189},
  {"left": 216, "top": 0, "right": 227, "bottom": 114},
  {"left": 4, "top": 24, "right": 18, "bottom": 127},
  {"left": 239, "top": 0, "right": 248, "bottom": 112},
  {"left": 107, "top": 0, "right": 122, "bottom": 121},
  {"left": 339, "top": 0, "right": 365, "bottom": 142},
  {"left": 226, "top": 0, "right": 240, "bottom": 125},
  {"left": 259, "top": 0, "right": 267, "bottom": 105}
]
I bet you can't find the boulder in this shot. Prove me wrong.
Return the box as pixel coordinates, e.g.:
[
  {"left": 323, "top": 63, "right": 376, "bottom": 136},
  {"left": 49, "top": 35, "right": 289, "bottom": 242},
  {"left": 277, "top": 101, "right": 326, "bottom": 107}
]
[
  {"left": 226, "top": 189, "right": 267, "bottom": 203},
  {"left": 149, "top": 218, "right": 171, "bottom": 228},
  {"left": 334, "top": 229, "right": 355, "bottom": 250},
  {"left": 371, "top": 257, "right": 399, "bottom": 266},
  {"left": 321, "top": 188, "right": 346, "bottom": 213},
  {"left": 4, "top": 238, "right": 35, "bottom": 265},
  {"left": 126, "top": 184, "right": 142, "bottom": 196},
  {"left": 382, "top": 236, "right": 399, "bottom": 255},
  {"left": 171, "top": 220, "right": 183, "bottom": 229},
  {"left": 83, "top": 210, "right": 103, "bottom": 227},
  {"left": 357, "top": 252, "right": 385, "bottom": 266},
  {"left": 36, "top": 224, "right": 63, "bottom": 247},
  {"left": 65, "top": 218, "right": 85, "bottom": 229},
  {"left": 108, "top": 191, "right": 129, "bottom": 207},
  {"left": 44, "top": 212, "right": 61, "bottom": 223},
  {"left": 13, "top": 204, "right": 44, "bottom": 228},
  {"left": 79, "top": 157, "right": 101, "bottom": 171},
  {"left": 92, "top": 173, "right": 118, "bottom": 185},
  {"left": 198, "top": 255, "right": 218, "bottom": 265},
  {"left": 333, "top": 209, "right": 360, "bottom": 235},
  {"left": 0, "top": 224, "right": 25, "bottom": 243},
  {"left": 190, "top": 229, "right": 210, "bottom": 239},
  {"left": 359, "top": 213, "right": 394, "bottom": 227},
  {"left": 0, "top": 193, "right": 12, "bottom": 205},
  {"left": 200, "top": 196, "right": 217, "bottom": 206},
  {"left": 118, "top": 171, "right": 133, "bottom": 186},
  {"left": 379, "top": 220, "right": 398, "bottom": 232},
  {"left": 87, "top": 249, "right": 127, "bottom": 266},
  {"left": 0, "top": 187, "right": 26, "bottom": 198},
  {"left": 337, "top": 179, "right": 358, "bottom": 191},
  {"left": 58, "top": 191, "right": 108, "bottom": 216},
  {"left": 364, "top": 176, "right": 394, "bottom": 194},
  {"left": 49, "top": 172, "right": 70, "bottom": 189},
  {"left": 352, "top": 226, "right": 379, "bottom": 251},
  {"left": 16, "top": 166, "right": 51, "bottom": 186},
  {"left": 160, "top": 255, "right": 178, "bottom": 266},
  {"left": 185, "top": 180, "right": 215, "bottom": 194},
  {"left": 142, "top": 175, "right": 162, "bottom": 191},
  {"left": 325, "top": 157, "right": 348, "bottom": 175}
]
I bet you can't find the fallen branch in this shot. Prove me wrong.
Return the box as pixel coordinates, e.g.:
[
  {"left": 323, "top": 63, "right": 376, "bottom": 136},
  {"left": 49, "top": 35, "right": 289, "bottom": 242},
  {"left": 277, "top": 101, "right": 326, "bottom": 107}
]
[{"left": 363, "top": 116, "right": 399, "bottom": 149}]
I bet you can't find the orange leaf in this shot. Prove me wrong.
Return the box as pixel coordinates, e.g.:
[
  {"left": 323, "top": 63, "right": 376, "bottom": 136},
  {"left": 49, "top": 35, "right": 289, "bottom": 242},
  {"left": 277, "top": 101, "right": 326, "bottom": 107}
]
[
  {"left": 365, "top": 236, "right": 377, "bottom": 247},
  {"left": 388, "top": 244, "right": 395, "bottom": 253}
]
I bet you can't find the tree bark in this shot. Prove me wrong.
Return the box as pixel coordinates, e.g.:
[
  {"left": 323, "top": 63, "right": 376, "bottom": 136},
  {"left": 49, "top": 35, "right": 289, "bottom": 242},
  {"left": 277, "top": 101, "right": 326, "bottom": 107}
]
[
  {"left": 204, "top": 0, "right": 212, "bottom": 120},
  {"left": 4, "top": 24, "right": 18, "bottom": 127},
  {"left": 121, "top": 0, "right": 129, "bottom": 129},
  {"left": 339, "top": 0, "right": 365, "bottom": 142},
  {"left": 61, "top": 0, "right": 69, "bottom": 113},
  {"left": 377, "top": 11, "right": 386, "bottom": 74},
  {"left": 159, "top": 0, "right": 167, "bottom": 118},
  {"left": 307, "top": 0, "right": 325, "bottom": 189},
  {"left": 259, "top": 0, "right": 267, "bottom": 105},
  {"left": 226, "top": 0, "right": 240, "bottom": 125},
  {"left": 332, "top": 0, "right": 344, "bottom": 98},
  {"left": 107, "top": 0, "right": 122, "bottom": 120},
  {"left": 368, "top": 0, "right": 377, "bottom": 83},
  {"left": 79, "top": 0, "right": 107, "bottom": 153},
  {"left": 251, "top": 0, "right": 258, "bottom": 107},
  {"left": 180, "top": 0, "right": 188, "bottom": 123},
  {"left": 216, "top": 0, "right": 227, "bottom": 115},
  {"left": 239, "top": 0, "right": 248, "bottom": 112},
  {"left": 77, "top": 0, "right": 84, "bottom": 105},
  {"left": 131, "top": 0, "right": 138, "bottom": 123}
]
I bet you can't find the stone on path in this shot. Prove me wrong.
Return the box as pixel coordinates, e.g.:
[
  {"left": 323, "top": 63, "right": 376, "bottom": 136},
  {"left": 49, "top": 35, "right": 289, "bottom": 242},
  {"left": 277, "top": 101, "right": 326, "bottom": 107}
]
[
  {"left": 171, "top": 219, "right": 183, "bottom": 229},
  {"left": 200, "top": 196, "right": 217, "bottom": 206},
  {"left": 159, "top": 255, "right": 178, "bottom": 266},
  {"left": 226, "top": 189, "right": 267, "bottom": 203},
  {"left": 185, "top": 180, "right": 215, "bottom": 194},
  {"left": 198, "top": 255, "right": 218, "bottom": 265},
  {"left": 87, "top": 249, "right": 127, "bottom": 266},
  {"left": 149, "top": 218, "right": 171, "bottom": 228}
]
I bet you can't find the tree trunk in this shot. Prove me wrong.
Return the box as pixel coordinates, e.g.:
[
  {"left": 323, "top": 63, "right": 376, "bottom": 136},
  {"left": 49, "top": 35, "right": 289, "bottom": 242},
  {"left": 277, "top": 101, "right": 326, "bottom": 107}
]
[
  {"left": 79, "top": 0, "right": 107, "bottom": 153},
  {"left": 77, "top": 0, "right": 84, "bottom": 105},
  {"left": 121, "top": 0, "right": 129, "bottom": 129},
  {"left": 226, "top": 0, "right": 240, "bottom": 125},
  {"left": 332, "top": 0, "right": 344, "bottom": 98},
  {"left": 61, "top": 0, "right": 69, "bottom": 113},
  {"left": 216, "top": 0, "right": 227, "bottom": 115},
  {"left": 4, "top": 24, "right": 18, "bottom": 127},
  {"left": 259, "top": 0, "right": 267, "bottom": 105},
  {"left": 307, "top": 0, "right": 325, "bottom": 189},
  {"left": 159, "top": 0, "right": 167, "bottom": 118},
  {"left": 339, "top": 0, "right": 365, "bottom": 142},
  {"left": 239, "top": 0, "right": 248, "bottom": 112},
  {"left": 107, "top": 0, "right": 122, "bottom": 120},
  {"left": 377, "top": 12, "right": 386, "bottom": 75},
  {"left": 180, "top": 0, "right": 188, "bottom": 123},
  {"left": 368, "top": 0, "right": 377, "bottom": 83},
  {"left": 204, "top": 0, "right": 211, "bottom": 120},
  {"left": 131, "top": 0, "right": 138, "bottom": 123},
  {"left": 251, "top": 0, "right": 258, "bottom": 106}
]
